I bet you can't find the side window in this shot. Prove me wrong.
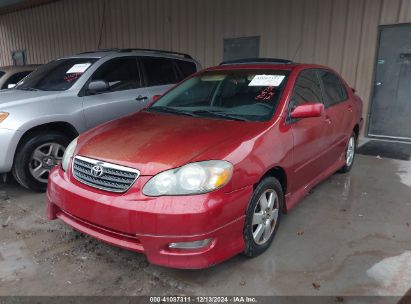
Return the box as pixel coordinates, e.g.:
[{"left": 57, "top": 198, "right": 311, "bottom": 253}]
[
  {"left": 3, "top": 71, "right": 32, "bottom": 89},
  {"left": 141, "top": 57, "right": 179, "bottom": 86},
  {"left": 291, "top": 69, "right": 323, "bottom": 108},
  {"left": 176, "top": 60, "right": 197, "bottom": 79},
  {"left": 318, "top": 70, "right": 348, "bottom": 107},
  {"left": 89, "top": 57, "right": 140, "bottom": 93}
]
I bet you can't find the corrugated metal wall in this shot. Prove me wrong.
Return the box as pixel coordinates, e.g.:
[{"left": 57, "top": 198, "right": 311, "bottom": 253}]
[{"left": 0, "top": 0, "right": 411, "bottom": 131}]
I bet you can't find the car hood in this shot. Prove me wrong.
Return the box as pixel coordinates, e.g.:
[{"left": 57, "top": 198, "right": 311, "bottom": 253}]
[
  {"left": 0, "top": 89, "right": 60, "bottom": 108},
  {"left": 77, "top": 111, "right": 268, "bottom": 176}
]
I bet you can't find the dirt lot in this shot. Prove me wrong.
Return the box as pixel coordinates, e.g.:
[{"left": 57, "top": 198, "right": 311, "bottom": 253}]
[{"left": 0, "top": 155, "right": 411, "bottom": 297}]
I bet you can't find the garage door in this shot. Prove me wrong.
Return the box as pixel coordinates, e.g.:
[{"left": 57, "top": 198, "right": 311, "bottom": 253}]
[{"left": 369, "top": 24, "right": 411, "bottom": 141}]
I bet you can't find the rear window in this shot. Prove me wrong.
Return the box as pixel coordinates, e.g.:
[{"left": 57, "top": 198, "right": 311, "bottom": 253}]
[
  {"left": 2, "top": 71, "right": 32, "bottom": 89},
  {"left": 318, "top": 70, "right": 348, "bottom": 106},
  {"left": 141, "top": 57, "right": 179, "bottom": 86},
  {"left": 176, "top": 60, "right": 197, "bottom": 78}
]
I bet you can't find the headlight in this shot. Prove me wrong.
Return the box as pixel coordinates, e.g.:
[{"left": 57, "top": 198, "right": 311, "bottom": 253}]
[
  {"left": 61, "top": 137, "right": 78, "bottom": 171},
  {"left": 0, "top": 112, "right": 9, "bottom": 123},
  {"left": 143, "top": 160, "right": 233, "bottom": 196}
]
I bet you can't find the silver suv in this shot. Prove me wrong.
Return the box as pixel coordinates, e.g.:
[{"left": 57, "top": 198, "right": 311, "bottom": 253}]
[{"left": 0, "top": 49, "right": 200, "bottom": 191}]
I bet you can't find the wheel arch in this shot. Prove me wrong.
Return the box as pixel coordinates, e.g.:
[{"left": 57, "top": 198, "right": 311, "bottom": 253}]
[
  {"left": 15, "top": 121, "right": 79, "bottom": 154},
  {"left": 254, "top": 166, "right": 288, "bottom": 213}
]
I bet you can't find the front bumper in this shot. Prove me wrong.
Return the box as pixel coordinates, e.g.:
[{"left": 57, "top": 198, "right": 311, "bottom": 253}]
[
  {"left": 0, "top": 128, "right": 21, "bottom": 173},
  {"left": 47, "top": 166, "right": 252, "bottom": 269}
]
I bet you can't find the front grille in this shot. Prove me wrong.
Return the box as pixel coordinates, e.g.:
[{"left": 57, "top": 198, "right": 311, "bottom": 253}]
[{"left": 72, "top": 156, "right": 140, "bottom": 193}]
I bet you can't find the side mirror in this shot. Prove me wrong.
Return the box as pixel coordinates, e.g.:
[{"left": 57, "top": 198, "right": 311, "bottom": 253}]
[
  {"left": 290, "top": 102, "right": 324, "bottom": 119},
  {"left": 87, "top": 80, "right": 109, "bottom": 94}
]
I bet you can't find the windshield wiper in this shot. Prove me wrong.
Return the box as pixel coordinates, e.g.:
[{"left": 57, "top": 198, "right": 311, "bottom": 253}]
[
  {"left": 191, "top": 110, "right": 250, "bottom": 122},
  {"left": 145, "top": 106, "right": 199, "bottom": 117}
]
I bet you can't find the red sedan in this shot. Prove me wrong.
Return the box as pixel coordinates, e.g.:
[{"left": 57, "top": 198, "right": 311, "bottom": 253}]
[{"left": 47, "top": 59, "right": 363, "bottom": 269}]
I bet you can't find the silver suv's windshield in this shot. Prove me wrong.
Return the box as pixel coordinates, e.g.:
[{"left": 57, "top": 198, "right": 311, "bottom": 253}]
[
  {"left": 147, "top": 69, "right": 289, "bottom": 122},
  {"left": 15, "top": 58, "right": 98, "bottom": 91}
]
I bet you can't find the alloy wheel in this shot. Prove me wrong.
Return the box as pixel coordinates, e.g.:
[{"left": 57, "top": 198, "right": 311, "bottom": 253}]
[
  {"left": 346, "top": 136, "right": 355, "bottom": 167},
  {"left": 29, "top": 142, "right": 66, "bottom": 183},
  {"left": 252, "top": 189, "right": 279, "bottom": 245}
]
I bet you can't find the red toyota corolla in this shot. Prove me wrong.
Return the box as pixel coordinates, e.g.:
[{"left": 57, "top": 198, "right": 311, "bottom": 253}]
[{"left": 47, "top": 59, "right": 363, "bottom": 269}]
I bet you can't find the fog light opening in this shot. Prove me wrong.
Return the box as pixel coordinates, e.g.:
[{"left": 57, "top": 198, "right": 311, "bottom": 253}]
[{"left": 168, "top": 239, "right": 212, "bottom": 250}]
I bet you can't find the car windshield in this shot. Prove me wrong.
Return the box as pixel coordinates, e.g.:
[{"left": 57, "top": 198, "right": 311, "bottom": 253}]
[
  {"left": 15, "top": 58, "right": 98, "bottom": 91},
  {"left": 147, "top": 69, "right": 290, "bottom": 122}
]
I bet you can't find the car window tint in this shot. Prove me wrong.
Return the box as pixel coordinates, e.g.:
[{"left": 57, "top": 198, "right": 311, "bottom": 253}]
[
  {"left": 141, "top": 57, "right": 179, "bottom": 86},
  {"left": 90, "top": 57, "right": 140, "bottom": 93},
  {"left": 291, "top": 69, "right": 323, "bottom": 107},
  {"left": 3, "top": 71, "right": 32, "bottom": 89},
  {"left": 318, "top": 70, "right": 347, "bottom": 106},
  {"left": 176, "top": 60, "right": 197, "bottom": 79}
]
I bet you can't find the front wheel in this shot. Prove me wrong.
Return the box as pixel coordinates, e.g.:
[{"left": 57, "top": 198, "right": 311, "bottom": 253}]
[
  {"left": 339, "top": 132, "right": 356, "bottom": 173},
  {"left": 243, "top": 177, "right": 284, "bottom": 257},
  {"left": 12, "top": 132, "right": 69, "bottom": 192}
]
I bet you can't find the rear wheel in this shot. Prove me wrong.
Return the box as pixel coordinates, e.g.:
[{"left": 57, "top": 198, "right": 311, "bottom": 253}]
[
  {"left": 243, "top": 177, "right": 284, "bottom": 257},
  {"left": 12, "top": 132, "right": 69, "bottom": 192},
  {"left": 339, "top": 132, "right": 356, "bottom": 173}
]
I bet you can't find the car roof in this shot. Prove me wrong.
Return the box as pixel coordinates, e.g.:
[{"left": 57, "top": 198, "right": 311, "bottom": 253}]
[
  {"left": 64, "top": 48, "right": 196, "bottom": 62},
  {"left": 204, "top": 58, "right": 331, "bottom": 73}
]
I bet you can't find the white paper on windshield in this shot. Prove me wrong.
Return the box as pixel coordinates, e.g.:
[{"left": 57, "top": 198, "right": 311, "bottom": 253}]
[
  {"left": 66, "top": 63, "right": 92, "bottom": 74},
  {"left": 248, "top": 75, "right": 285, "bottom": 87}
]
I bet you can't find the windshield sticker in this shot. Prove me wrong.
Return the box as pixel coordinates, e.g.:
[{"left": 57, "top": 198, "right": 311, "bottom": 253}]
[
  {"left": 64, "top": 73, "right": 81, "bottom": 83},
  {"left": 66, "top": 63, "right": 92, "bottom": 74},
  {"left": 248, "top": 75, "right": 285, "bottom": 87},
  {"left": 255, "top": 87, "right": 275, "bottom": 101}
]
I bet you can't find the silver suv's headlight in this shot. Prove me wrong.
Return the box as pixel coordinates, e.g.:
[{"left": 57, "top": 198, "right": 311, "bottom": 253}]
[
  {"left": 61, "top": 137, "right": 78, "bottom": 171},
  {"left": 143, "top": 160, "right": 233, "bottom": 196}
]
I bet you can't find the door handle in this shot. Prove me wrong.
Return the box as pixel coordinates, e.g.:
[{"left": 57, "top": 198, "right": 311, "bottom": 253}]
[
  {"left": 136, "top": 95, "right": 148, "bottom": 101},
  {"left": 347, "top": 105, "right": 353, "bottom": 112}
]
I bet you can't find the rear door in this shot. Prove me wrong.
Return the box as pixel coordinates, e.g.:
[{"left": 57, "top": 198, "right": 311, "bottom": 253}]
[
  {"left": 290, "top": 69, "right": 333, "bottom": 192},
  {"left": 318, "top": 70, "right": 352, "bottom": 162},
  {"left": 81, "top": 56, "right": 148, "bottom": 129},
  {"left": 139, "top": 56, "right": 185, "bottom": 98}
]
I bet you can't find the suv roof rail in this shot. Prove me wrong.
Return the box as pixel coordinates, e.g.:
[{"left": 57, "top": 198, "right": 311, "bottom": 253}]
[
  {"left": 118, "top": 48, "right": 193, "bottom": 59},
  {"left": 219, "top": 58, "right": 294, "bottom": 65},
  {"left": 78, "top": 48, "right": 193, "bottom": 59}
]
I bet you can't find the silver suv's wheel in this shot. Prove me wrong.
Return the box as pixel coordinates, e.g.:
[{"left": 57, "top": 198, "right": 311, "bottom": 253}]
[
  {"left": 29, "top": 143, "right": 65, "bottom": 183},
  {"left": 13, "top": 132, "right": 70, "bottom": 192}
]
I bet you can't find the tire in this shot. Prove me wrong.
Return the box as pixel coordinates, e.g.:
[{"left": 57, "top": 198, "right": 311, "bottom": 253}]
[
  {"left": 338, "top": 132, "right": 356, "bottom": 174},
  {"left": 243, "top": 177, "right": 284, "bottom": 257},
  {"left": 12, "top": 132, "right": 70, "bottom": 192}
]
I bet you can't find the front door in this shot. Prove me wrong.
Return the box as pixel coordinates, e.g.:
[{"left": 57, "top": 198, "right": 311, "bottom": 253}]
[
  {"left": 289, "top": 69, "right": 333, "bottom": 192},
  {"left": 82, "top": 56, "right": 149, "bottom": 129},
  {"left": 369, "top": 24, "right": 411, "bottom": 140}
]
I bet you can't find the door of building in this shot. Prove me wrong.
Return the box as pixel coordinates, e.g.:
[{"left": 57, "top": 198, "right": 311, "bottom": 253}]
[{"left": 369, "top": 24, "right": 411, "bottom": 141}]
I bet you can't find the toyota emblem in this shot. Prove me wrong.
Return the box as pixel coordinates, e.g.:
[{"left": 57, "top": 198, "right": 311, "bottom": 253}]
[{"left": 91, "top": 164, "right": 104, "bottom": 177}]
